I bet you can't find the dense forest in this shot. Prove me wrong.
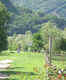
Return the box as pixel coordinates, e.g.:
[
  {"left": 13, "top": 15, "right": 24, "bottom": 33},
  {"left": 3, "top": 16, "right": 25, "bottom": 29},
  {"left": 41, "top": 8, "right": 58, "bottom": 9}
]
[{"left": 1, "top": 0, "right": 66, "bottom": 35}]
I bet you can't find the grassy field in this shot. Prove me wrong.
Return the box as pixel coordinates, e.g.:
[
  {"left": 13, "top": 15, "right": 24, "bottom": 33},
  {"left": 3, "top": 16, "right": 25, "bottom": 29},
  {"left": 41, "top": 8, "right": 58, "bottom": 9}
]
[{"left": 0, "top": 51, "right": 46, "bottom": 80}]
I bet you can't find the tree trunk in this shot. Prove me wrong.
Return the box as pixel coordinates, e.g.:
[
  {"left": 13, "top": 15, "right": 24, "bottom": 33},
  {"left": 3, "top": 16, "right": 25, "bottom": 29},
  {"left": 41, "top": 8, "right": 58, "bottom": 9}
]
[{"left": 49, "top": 36, "right": 52, "bottom": 65}]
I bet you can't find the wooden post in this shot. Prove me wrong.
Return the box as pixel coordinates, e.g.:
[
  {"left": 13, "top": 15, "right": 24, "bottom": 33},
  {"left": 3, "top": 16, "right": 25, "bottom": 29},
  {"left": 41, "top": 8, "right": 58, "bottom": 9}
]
[{"left": 49, "top": 36, "right": 52, "bottom": 65}]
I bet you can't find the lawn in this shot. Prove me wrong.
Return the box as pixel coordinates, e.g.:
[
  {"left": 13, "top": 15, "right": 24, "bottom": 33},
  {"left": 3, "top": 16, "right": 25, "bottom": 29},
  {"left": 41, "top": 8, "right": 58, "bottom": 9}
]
[{"left": 0, "top": 51, "right": 46, "bottom": 80}]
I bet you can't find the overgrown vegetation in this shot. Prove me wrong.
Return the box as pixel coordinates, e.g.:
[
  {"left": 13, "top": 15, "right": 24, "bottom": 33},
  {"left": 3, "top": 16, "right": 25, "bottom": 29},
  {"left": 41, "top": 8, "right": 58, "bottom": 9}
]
[{"left": 0, "top": 2, "right": 9, "bottom": 51}]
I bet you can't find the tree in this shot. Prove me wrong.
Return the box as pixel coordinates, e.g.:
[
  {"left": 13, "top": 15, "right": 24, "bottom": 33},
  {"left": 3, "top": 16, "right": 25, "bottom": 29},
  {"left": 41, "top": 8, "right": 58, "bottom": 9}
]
[
  {"left": 24, "top": 31, "right": 32, "bottom": 51},
  {"left": 0, "top": 2, "right": 9, "bottom": 51},
  {"left": 60, "top": 38, "right": 66, "bottom": 51},
  {"left": 8, "top": 33, "right": 18, "bottom": 51},
  {"left": 40, "top": 22, "right": 62, "bottom": 51},
  {"left": 32, "top": 32, "right": 44, "bottom": 52},
  {"left": 40, "top": 22, "right": 62, "bottom": 64},
  {"left": 60, "top": 29, "right": 66, "bottom": 51}
]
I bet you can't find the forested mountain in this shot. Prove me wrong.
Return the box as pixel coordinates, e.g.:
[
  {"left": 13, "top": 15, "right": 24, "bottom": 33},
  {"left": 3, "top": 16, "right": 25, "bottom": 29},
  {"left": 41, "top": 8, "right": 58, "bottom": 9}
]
[
  {"left": 12, "top": 0, "right": 66, "bottom": 18},
  {"left": 1, "top": 0, "right": 66, "bottom": 18},
  {"left": 1, "top": 0, "right": 66, "bottom": 35}
]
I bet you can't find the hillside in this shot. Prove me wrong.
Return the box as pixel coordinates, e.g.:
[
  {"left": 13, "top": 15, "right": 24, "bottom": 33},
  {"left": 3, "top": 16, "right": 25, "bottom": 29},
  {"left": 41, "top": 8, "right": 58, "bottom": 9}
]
[
  {"left": 1, "top": 0, "right": 66, "bottom": 35},
  {"left": 1, "top": 0, "right": 66, "bottom": 18}
]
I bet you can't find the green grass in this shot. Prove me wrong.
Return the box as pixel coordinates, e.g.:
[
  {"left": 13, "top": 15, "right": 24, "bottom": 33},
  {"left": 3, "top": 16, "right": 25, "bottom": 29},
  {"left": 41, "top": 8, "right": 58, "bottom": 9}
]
[{"left": 0, "top": 51, "right": 46, "bottom": 80}]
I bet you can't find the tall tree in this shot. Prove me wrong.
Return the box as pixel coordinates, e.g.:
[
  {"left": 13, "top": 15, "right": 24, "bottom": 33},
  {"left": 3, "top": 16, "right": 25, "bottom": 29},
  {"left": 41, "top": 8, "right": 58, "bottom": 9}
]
[
  {"left": 0, "top": 2, "right": 9, "bottom": 51},
  {"left": 40, "top": 22, "right": 62, "bottom": 51},
  {"left": 40, "top": 22, "right": 62, "bottom": 64}
]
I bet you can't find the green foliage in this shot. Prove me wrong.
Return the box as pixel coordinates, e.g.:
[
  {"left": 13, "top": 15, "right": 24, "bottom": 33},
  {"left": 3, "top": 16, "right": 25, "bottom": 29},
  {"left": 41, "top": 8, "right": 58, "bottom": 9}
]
[
  {"left": 8, "top": 8, "right": 42, "bottom": 34},
  {"left": 40, "top": 22, "right": 63, "bottom": 51},
  {"left": 8, "top": 31, "right": 33, "bottom": 51},
  {"left": 8, "top": 35, "right": 18, "bottom": 51},
  {"left": 52, "top": 30, "right": 66, "bottom": 51},
  {"left": 2, "top": 0, "right": 66, "bottom": 18},
  {"left": 32, "top": 32, "right": 44, "bottom": 52},
  {"left": 0, "top": 2, "right": 9, "bottom": 51},
  {"left": 23, "top": 31, "right": 33, "bottom": 51},
  {"left": 1, "top": 0, "right": 66, "bottom": 35},
  {"left": 60, "top": 38, "right": 66, "bottom": 50},
  {"left": 41, "top": 22, "right": 62, "bottom": 38},
  {"left": 7, "top": 7, "right": 66, "bottom": 35},
  {"left": 8, "top": 21, "right": 66, "bottom": 52},
  {"left": 52, "top": 38, "right": 62, "bottom": 51}
]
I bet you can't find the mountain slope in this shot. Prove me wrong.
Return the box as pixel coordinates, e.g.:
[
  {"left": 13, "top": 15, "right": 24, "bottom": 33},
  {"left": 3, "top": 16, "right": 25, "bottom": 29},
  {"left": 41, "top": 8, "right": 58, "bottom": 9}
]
[
  {"left": 1, "top": 0, "right": 66, "bottom": 18},
  {"left": 1, "top": 0, "right": 66, "bottom": 35},
  {"left": 1, "top": 0, "right": 19, "bottom": 14}
]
